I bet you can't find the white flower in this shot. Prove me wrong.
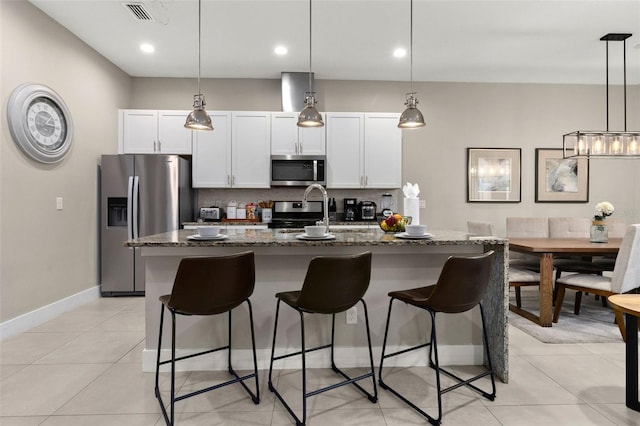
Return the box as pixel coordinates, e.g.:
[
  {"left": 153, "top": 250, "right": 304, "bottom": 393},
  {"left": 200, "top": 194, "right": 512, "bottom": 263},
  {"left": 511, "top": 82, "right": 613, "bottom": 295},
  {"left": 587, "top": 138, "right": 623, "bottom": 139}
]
[{"left": 595, "top": 201, "right": 615, "bottom": 219}]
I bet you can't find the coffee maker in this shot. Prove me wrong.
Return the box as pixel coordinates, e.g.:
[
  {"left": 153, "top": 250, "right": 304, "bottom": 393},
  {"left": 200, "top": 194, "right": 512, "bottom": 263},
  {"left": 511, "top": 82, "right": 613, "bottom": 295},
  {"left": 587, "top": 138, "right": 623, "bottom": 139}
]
[{"left": 343, "top": 198, "right": 357, "bottom": 221}]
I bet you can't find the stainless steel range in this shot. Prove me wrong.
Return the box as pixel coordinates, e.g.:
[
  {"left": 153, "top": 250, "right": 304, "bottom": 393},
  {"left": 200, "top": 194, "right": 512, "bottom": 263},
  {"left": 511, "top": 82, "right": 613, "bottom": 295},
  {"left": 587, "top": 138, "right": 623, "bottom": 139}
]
[{"left": 269, "top": 200, "right": 323, "bottom": 229}]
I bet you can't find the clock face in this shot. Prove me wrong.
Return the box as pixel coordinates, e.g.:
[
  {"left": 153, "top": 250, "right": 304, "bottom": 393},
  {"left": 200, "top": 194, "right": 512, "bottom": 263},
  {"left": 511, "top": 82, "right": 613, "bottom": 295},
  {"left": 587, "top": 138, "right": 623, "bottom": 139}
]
[
  {"left": 27, "top": 97, "right": 68, "bottom": 150},
  {"left": 7, "top": 83, "right": 74, "bottom": 164}
]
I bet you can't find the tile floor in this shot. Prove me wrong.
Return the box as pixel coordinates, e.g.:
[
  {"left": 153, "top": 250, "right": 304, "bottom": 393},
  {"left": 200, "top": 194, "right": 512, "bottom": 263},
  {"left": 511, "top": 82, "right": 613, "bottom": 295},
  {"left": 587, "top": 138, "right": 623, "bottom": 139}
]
[{"left": 1, "top": 296, "right": 640, "bottom": 425}]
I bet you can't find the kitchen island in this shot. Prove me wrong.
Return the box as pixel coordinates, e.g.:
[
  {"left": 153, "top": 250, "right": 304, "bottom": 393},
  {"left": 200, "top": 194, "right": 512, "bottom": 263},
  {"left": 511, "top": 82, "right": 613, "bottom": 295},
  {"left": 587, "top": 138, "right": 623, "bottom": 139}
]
[{"left": 127, "top": 228, "right": 509, "bottom": 381}]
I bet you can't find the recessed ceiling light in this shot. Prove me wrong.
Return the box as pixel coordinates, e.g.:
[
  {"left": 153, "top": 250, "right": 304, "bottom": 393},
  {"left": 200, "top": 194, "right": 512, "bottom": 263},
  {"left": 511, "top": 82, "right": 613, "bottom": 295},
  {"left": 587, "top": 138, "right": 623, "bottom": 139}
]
[
  {"left": 393, "top": 48, "right": 407, "bottom": 58},
  {"left": 274, "top": 45, "right": 288, "bottom": 56},
  {"left": 140, "top": 43, "right": 155, "bottom": 54}
]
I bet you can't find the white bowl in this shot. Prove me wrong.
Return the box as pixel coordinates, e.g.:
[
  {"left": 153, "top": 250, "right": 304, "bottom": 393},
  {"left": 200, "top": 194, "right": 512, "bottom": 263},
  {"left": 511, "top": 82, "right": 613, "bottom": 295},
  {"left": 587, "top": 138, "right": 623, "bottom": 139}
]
[
  {"left": 197, "top": 226, "right": 220, "bottom": 237},
  {"left": 405, "top": 224, "right": 427, "bottom": 236},
  {"left": 304, "top": 225, "right": 327, "bottom": 238}
]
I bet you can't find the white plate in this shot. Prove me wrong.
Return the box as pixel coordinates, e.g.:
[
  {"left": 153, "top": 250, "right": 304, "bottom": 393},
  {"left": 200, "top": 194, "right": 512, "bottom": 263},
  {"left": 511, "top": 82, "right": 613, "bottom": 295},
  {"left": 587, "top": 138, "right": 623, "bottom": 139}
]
[
  {"left": 187, "top": 234, "right": 228, "bottom": 241},
  {"left": 395, "top": 232, "right": 433, "bottom": 240},
  {"left": 295, "top": 234, "right": 336, "bottom": 241}
]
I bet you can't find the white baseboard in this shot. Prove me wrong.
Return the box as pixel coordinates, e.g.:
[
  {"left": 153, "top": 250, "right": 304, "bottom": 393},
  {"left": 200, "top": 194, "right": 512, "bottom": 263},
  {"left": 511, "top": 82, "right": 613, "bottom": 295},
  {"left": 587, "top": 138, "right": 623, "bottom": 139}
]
[
  {"left": 0, "top": 286, "right": 100, "bottom": 341},
  {"left": 142, "top": 344, "right": 484, "bottom": 372}
]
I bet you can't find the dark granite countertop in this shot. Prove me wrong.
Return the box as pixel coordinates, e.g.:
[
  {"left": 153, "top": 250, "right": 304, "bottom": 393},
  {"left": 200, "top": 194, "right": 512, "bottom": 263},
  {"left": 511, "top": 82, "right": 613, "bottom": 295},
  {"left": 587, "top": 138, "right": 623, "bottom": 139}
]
[{"left": 126, "top": 228, "right": 506, "bottom": 248}]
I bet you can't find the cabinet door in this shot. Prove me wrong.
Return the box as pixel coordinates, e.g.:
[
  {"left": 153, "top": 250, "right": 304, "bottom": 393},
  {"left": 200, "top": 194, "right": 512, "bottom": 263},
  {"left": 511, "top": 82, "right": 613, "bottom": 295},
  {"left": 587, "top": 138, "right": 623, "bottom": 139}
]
[
  {"left": 299, "top": 114, "right": 326, "bottom": 155},
  {"left": 192, "top": 112, "right": 232, "bottom": 188},
  {"left": 120, "top": 110, "right": 158, "bottom": 154},
  {"left": 326, "top": 113, "right": 364, "bottom": 188},
  {"left": 232, "top": 112, "right": 271, "bottom": 188},
  {"left": 157, "top": 110, "right": 193, "bottom": 154},
  {"left": 364, "top": 113, "right": 402, "bottom": 188},
  {"left": 271, "top": 113, "right": 299, "bottom": 155}
]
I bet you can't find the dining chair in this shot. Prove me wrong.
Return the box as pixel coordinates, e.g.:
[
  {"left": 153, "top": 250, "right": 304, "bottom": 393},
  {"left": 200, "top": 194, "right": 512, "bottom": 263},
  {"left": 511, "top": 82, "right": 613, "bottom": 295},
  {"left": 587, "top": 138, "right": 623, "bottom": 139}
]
[
  {"left": 506, "top": 217, "right": 549, "bottom": 271},
  {"left": 550, "top": 218, "right": 607, "bottom": 304},
  {"left": 154, "top": 252, "right": 260, "bottom": 426},
  {"left": 378, "top": 251, "right": 496, "bottom": 426},
  {"left": 467, "top": 220, "right": 495, "bottom": 237},
  {"left": 553, "top": 224, "right": 640, "bottom": 341},
  {"left": 268, "top": 252, "right": 377, "bottom": 426},
  {"left": 592, "top": 218, "right": 628, "bottom": 271}
]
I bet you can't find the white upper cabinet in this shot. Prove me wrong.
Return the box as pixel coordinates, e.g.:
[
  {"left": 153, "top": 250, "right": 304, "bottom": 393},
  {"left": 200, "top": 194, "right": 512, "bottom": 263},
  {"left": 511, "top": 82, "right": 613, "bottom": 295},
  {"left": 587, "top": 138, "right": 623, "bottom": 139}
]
[
  {"left": 192, "top": 111, "right": 271, "bottom": 188},
  {"left": 326, "top": 113, "right": 364, "bottom": 188},
  {"left": 326, "top": 112, "right": 402, "bottom": 189},
  {"left": 192, "top": 112, "right": 232, "bottom": 188},
  {"left": 363, "top": 113, "right": 402, "bottom": 189},
  {"left": 231, "top": 112, "right": 271, "bottom": 188},
  {"left": 119, "top": 110, "right": 192, "bottom": 154},
  {"left": 271, "top": 112, "right": 326, "bottom": 155}
]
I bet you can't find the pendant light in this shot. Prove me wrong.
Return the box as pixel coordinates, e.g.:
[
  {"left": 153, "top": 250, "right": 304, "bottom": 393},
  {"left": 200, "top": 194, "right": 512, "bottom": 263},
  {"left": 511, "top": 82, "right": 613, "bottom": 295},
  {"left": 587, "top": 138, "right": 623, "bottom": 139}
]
[
  {"left": 297, "top": 0, "right": 324, "bottom": 128},
  {"left": 398, "top": 0, "right": 425, "bottom": 129},
  {"left": 563, "top": 33, "right": 640, "bottom": 158},
  {"left": 184, "top": 0, "right": 213, "bottom": 131}
]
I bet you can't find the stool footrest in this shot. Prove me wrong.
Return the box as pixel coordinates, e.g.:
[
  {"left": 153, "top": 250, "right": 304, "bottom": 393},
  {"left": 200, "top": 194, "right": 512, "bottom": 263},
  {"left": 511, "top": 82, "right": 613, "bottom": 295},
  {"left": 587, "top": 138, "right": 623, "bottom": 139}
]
[
  {"left": 158, "top": 345, "right": 229, "bottom": 366},
  {"left": 271, "top": 343, "right": 331, "bottom": 362},
  {"left": 175, "top": 372, "right": 258, "bottom": 403},
  {"left": 381, "top": 342, "right": 431, "bottom": 360}
]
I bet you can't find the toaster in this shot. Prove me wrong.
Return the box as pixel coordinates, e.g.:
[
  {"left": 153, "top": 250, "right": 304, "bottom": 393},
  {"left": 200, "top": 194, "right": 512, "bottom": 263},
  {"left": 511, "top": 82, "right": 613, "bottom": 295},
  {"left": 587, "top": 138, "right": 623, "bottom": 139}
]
[{"left": 199, "top": 207, "right": 224, "bottom": 221}]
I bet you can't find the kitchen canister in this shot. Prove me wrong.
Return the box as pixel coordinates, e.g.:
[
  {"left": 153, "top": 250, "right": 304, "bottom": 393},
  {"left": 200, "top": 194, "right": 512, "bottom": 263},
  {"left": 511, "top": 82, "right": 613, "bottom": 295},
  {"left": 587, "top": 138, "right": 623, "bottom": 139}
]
[
  {"left": 226, "top": 200, "right": 237, "bottom": 219},
  {"left": 261, "top": 208, "right": 272, "bottom": 223},
  {"left": 236, "top": 202, "right": 247, "bottom": 219}
]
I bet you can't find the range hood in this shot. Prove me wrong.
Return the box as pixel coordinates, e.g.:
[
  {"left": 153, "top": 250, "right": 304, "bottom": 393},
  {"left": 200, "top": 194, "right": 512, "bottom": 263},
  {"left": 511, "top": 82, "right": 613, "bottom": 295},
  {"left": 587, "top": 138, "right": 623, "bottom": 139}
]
[{"left": 281, "top": 72, "right": 314, "bottom": 112}]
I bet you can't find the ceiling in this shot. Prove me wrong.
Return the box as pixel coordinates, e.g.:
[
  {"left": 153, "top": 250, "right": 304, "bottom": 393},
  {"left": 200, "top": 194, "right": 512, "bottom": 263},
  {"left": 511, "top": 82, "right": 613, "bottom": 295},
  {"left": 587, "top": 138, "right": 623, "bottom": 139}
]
[{"left": 30, "top": 0, "right": 640, "bottom": 85}]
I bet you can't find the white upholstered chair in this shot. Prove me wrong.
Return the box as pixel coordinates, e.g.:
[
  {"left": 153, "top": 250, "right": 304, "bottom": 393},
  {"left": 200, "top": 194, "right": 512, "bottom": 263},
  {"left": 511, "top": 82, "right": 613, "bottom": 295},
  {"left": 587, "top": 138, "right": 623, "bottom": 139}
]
[
  {"left": 503, "top": 219, "right": 545, "bottom": 320},
  {"left": 592, "top": 218, "right": 628, "bottom": 271},
  {"left": 550, "top": 217, "right": 606, "bottom": 282},
  {"left": 553, "top": 224, "right": 640, "bottom": 341},
  {"left": 506, "top": 217, "right": 549, "bottom": 271},
  {"left": 467, "top": 221, "right": 495, "bottom": 237}
]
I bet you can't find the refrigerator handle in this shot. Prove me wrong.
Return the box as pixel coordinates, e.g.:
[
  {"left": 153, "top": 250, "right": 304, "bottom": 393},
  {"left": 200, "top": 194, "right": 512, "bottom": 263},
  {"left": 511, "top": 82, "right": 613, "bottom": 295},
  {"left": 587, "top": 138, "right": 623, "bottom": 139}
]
[
  {"left": 133, "top": 175, "right": 140, "bottom": 239},
  {"left": 127, "top": 176, "right": 134, "bottom": 240}
]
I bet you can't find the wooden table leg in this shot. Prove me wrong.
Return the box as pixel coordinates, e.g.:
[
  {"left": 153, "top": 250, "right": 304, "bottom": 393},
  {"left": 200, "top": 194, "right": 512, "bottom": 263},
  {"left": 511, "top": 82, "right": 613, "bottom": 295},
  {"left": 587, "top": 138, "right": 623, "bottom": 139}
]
[
  {"left": 625, "top": 313, "right": 640, "bottom": 411},
  {"left": 538, "top": 253, "right": 554, "bottom": 327}
]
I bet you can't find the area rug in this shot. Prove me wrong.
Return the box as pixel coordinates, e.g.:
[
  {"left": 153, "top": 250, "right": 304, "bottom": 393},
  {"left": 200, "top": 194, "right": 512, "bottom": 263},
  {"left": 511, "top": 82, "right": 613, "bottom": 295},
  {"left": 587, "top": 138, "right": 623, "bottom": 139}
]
[{"left": 508, "top": 288, "right": 623, "bottom": 344}]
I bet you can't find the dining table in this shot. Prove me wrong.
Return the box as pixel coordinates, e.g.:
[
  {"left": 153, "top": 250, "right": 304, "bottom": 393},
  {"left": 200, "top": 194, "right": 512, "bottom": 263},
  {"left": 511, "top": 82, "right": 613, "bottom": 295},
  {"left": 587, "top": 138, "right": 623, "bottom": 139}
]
[{"left": 508, "top": 237, "right": 622, "bottom": 327}]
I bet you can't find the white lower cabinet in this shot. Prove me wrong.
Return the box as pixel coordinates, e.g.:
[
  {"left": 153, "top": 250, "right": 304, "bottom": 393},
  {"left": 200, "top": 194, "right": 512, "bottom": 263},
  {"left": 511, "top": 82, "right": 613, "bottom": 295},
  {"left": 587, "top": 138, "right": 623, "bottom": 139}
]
[
  {"left": 326, "top": 112, "right": 401, "bottom": 189},
  {"left": 119, "top": 110, "right": 192, "bottom": 154},
  {"left": 192, "top": 111, "right": 270, "bottom": 188}
]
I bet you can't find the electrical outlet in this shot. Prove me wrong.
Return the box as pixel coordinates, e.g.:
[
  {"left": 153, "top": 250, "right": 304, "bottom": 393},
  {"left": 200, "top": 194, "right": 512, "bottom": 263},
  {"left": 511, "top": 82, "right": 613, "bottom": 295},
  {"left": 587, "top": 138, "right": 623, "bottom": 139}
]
[
  {"left": 56, "top": 197, "right": 63, "bottom": 210},
  {"left": 419, "top": 199, "right": 426, "bottom": 208},
  {"left": 346, "top": 307, "right": 357, "bottom": 324}
]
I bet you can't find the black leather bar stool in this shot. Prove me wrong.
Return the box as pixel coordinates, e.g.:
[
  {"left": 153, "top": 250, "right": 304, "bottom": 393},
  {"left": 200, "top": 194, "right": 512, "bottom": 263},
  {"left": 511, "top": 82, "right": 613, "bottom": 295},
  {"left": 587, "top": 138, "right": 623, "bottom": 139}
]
[
  {"left": 378, "top": 251, "right": 496, "bottom": 426},
  {"left": 268, "top": 252, "right": 377, "bottom": 426},
  {"left": 154, "top": 252, "right": 259, "bottom": 426}
]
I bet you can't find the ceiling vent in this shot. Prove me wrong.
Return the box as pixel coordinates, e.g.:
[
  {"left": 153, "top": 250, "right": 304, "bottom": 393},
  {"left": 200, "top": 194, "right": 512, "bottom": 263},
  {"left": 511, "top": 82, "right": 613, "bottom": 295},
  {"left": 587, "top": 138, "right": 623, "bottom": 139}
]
[{"left": 122, "top": 3, "right": 155, "bottom": 21}]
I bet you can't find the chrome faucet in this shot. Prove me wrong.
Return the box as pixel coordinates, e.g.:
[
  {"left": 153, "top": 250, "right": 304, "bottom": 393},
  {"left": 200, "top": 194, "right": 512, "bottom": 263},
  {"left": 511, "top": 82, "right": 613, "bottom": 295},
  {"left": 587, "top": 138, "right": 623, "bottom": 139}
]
[{"left": 303, "top": 183, "right": 329, "bottom": 229}]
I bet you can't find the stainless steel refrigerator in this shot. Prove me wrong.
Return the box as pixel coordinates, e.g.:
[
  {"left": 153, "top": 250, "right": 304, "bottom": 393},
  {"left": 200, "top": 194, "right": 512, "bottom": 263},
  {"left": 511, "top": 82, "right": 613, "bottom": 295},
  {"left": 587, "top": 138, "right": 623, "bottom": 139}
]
[{"left": 100, "top": 154, "right": 194, "bottom": 295}]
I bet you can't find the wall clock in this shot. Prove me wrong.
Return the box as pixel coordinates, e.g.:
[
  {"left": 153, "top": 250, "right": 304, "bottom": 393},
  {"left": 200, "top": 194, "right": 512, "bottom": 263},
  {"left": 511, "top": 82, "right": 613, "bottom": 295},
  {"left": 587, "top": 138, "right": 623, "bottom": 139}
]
[{"left": 7, "top": 83, "right": 74, "bottom": 164}]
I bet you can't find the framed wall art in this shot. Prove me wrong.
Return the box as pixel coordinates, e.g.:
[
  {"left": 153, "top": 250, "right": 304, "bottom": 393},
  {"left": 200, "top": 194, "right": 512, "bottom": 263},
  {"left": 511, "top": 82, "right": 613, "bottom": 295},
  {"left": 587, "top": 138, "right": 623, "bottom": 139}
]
[
  {"left": 467, "top": 148, "right": 521, "bottom": 203},
  {"left": 535, "top": 148, "right": 589, "bottom": 203}
]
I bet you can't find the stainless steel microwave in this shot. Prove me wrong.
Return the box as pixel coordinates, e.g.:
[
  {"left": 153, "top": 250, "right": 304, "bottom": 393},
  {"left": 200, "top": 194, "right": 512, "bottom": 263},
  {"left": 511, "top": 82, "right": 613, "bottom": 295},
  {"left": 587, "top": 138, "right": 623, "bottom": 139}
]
[{"left": 271, "top": 155, "right": 326, "bottom": 186}]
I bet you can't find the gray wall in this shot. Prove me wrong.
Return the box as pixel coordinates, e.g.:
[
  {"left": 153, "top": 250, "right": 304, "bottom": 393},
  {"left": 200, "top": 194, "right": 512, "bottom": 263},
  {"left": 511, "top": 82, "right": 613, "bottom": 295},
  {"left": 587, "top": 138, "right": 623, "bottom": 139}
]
[
  {"left": 1, "top": 1, "right": 638, "bottom": 324},
  {"left": 0, "top": 1, "right": 131, "bottom": 322}
]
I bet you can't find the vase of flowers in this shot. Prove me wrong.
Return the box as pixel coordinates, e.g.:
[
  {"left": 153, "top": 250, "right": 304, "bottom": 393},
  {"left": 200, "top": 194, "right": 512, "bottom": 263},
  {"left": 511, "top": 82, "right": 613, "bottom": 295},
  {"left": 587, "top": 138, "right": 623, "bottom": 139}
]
[{"left": 591, "top": 201, "right": 614, "bottom": 243}]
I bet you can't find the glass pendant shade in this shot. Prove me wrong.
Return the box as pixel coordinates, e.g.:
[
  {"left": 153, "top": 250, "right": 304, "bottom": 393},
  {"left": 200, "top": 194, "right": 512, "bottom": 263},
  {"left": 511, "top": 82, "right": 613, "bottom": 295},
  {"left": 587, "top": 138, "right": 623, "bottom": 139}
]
[
  {"left": 398, "top": 93, "right": 426, "bottom": 128},
  {"left": 297, "top": 93, "right": 324, "bottom": 127},
  {"left": 185, "top": 94, "right": 213, "bottom": 131}
]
